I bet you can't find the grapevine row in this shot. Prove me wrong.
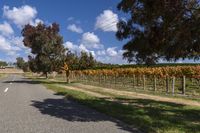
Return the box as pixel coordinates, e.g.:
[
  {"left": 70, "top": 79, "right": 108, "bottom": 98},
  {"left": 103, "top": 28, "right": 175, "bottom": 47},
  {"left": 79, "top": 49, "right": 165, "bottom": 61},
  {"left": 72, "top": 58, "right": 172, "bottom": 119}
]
[{"left": 72, "top": 66, "right": 200, "bottom": 78}]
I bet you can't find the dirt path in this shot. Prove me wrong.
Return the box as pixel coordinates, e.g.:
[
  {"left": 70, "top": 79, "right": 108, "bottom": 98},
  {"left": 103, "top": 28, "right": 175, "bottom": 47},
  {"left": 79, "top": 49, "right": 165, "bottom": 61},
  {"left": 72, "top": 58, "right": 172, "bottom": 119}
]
[
  {"left": 56, "top": 82, "right": 200, "bottom": 107},
  {"left": 56, "top": 84, "right": 110, "bottom": 98}
]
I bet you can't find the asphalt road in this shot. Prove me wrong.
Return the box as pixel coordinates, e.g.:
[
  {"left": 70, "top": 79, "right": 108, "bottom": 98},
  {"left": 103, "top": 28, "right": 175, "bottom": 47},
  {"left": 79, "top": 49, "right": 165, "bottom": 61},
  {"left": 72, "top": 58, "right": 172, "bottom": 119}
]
[{"left": 0, "top": 75, "right": 137, "bottom": 133}]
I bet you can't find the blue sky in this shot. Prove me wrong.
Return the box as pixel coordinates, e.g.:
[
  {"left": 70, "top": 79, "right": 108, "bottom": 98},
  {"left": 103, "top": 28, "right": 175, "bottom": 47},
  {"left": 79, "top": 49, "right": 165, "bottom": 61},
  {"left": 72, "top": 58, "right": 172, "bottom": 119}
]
[
  {"left": 0, "top": 0, "right": 129, "bottom": 64},
  {"left": 0, "top": 0, "right": 197, "bottom": 64}
]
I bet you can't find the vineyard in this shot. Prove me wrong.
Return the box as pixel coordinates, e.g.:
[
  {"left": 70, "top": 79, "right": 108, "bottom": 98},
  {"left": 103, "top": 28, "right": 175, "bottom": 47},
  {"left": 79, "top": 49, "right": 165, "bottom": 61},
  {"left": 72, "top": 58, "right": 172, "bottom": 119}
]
[{"left": 51, "top": 66, "right": 200, "bottom": 97}]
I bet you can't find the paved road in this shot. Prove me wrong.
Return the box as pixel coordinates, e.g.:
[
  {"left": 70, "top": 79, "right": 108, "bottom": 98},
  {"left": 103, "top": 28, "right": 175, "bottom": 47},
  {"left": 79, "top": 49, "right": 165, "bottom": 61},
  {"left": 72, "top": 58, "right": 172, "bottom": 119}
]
[{"left": 0, "top": 75, "right": 137, "bottom": 133}]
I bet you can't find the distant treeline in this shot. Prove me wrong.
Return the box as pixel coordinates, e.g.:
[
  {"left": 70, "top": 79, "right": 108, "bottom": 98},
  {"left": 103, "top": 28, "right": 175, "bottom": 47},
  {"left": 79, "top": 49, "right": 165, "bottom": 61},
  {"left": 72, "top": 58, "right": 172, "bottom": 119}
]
[
  {"left": 90, "top": 63, "right": 200, "bottom": 70},
  {"left": 0, "top": 61, "right": 8, "bottom": 67}
]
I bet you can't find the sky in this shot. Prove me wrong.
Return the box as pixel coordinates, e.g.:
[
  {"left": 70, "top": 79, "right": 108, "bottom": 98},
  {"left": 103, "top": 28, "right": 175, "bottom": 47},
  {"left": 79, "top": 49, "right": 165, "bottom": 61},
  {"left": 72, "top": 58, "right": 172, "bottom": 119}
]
[
  {"left": 0, "top": 0, "right": 197, "bottom": 64},
  {"left": 0, "top": 0, "right": 129, "bottom": 64}
]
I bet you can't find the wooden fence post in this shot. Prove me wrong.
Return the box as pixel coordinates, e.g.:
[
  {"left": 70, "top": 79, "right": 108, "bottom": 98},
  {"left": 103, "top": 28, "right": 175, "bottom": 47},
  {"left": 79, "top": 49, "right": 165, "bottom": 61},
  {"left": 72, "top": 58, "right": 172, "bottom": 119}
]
[
  {"left": 166, "top": 77, "right": 169, "bottom": 93},
  {"left": 99, "top": 74, "right": 101, "bottom": 84},
  {"left": 104, "top": 75, "right": 106, "bottom": 86},
  {"left": 123, "top": 75, "right": 126, "bottom": 87},
  {"left": 137, "top": 75, "right": 139, "bottom": 86},
  {"left": 172, "top": 76, "right": 175, "bottom": 95},
  {"left": 182, "top": 76, "right": 186, "bottom": 95},
  {"left": 143, "top": 75, "right": 146, "bottom": 90},
  {"left": 154, "top": 75, "right": 157, "bottom": 91},
  {"left": 133, "top": 74, "right": 135, "bottom": 89},
  {"left": 114, "top": 75, "right": 117, "bottom": 88}
]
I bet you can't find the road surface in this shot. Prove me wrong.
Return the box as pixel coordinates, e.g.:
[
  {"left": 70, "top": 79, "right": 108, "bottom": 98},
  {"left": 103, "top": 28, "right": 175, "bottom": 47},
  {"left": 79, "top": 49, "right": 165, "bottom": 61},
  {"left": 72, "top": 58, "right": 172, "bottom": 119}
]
[{"left": 0, "top": 75, "right": 136, "bottom": 133}]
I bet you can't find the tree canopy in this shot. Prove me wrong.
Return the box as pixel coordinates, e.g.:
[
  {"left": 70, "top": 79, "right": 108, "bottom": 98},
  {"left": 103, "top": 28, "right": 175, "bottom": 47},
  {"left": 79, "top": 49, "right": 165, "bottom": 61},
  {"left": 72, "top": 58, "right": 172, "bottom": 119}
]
[
  {"left": 0, "top": 61, "right": 7, "bottom": 67},
  {"left": 116, "top": 0, "right": 200, "bottom": 65},
  {"left": 22, "top": 23, "right": 66, "bottom": 77},
  {"left": 16, "top": 57, "right": 25, "bottom": 69}
]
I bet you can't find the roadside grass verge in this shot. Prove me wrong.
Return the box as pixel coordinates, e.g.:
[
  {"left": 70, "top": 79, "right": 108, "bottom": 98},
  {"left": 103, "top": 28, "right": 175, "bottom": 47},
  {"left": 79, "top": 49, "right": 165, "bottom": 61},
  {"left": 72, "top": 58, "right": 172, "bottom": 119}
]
[
  {"left": 0, "top": 73, "right": 7, "bottom": 78},
  {"left": 32, "top": 78, "right": 200, "bottom": 133}
]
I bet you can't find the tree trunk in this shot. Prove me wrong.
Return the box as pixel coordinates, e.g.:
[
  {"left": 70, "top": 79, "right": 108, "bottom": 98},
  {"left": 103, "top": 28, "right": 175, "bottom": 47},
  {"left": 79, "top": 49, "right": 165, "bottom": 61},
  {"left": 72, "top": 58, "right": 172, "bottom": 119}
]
[
  {"left": 172, "top": 76, "right": 175, "bottom": 96},
  {"left": 182, "top": 76, "right": 185, "bottom": 95},
  {"left": 45, "top": 72, "right": 48, "bottom": 79},
  {"left": 66, "top": 72, "right": 69, "bottom": 83},
  {"left": 166, "top": 77, "right": 169, "bottom": 93},
  {"left": 154, "top": 76, "right": 157, "bottom": 91},
  {"left": 143, "top": 75, "right": 146, "bottom": 90}
]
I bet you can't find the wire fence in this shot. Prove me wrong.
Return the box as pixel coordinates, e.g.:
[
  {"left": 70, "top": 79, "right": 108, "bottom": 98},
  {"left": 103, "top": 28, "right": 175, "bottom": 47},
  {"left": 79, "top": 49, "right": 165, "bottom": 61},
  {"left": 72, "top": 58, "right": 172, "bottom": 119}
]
[{"left": 53, "top": 72, "right": 200, "bottom": 98}]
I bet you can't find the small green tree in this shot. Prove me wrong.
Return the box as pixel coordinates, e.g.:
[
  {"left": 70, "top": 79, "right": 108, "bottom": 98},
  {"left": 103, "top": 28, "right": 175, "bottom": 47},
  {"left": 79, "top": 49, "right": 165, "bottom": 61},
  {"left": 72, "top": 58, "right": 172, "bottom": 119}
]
[
  {"left": 65, "top": 51, "right": 79, "bottom": 70},
  {"left": 16, "top": 57, "right": 25, "bottom": 69},
  {"left": 78, "top": 51, "right": 96, "bottom": 70},
  {"left": 0, "top": 61, "right": 7, "bottom": 67},
  {"left": 88, "top": 52, "right": 95, "bottom": 68}
]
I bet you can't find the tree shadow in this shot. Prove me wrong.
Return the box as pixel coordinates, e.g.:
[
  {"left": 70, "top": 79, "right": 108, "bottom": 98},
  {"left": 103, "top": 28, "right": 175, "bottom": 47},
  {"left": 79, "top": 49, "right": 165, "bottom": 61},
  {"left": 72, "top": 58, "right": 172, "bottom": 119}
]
[
  {"left": 9, "top": 78, "right": 200, "bottom": 132},
  {"left": 30, "top": 92, "right": 200, "bottom": 133},
  {"left": 3, "top": 78, "right": 68, "bottom": 85},
  {"left": 31, "top": 98, "right": 138, "bottom": 133},
  {"left": 111, "top": 97, "right": 200, "bottom": 132}
]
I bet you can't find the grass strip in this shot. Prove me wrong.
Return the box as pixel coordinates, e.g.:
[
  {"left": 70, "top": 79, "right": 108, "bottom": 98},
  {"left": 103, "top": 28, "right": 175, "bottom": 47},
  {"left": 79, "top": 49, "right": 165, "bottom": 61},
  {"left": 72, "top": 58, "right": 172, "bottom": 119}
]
[{"left": 36, "top": 79, "right": 200, "bottom": 133}]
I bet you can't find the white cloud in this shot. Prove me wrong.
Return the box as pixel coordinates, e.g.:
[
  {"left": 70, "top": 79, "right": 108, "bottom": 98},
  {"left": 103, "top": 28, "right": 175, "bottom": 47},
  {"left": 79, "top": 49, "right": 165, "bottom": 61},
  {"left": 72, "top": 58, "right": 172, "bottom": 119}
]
[
  {"left": 25, "top": 49, "right": 31, "bottom": 55},
  {"left": 79, "top": 44, "right": 89, "bottom": 53},
  {"left": 64, "top": 41, "right": 79, "bottom": 51},
  {"left": 97, "top": 50, "right": 106, "bottom": 56},
  {"left": 95, "top": 10, "right": 119, "bottom": 32},
  {"left": 67, "top": 24, "right": 83, "bottom": 33},
  {"left": 0, "top": 22, "right": 14, "bottom": 36},
  {"left": 96, "top": 48, "right": 127, "bottom": 64},
  {"left": 0, "top": 35, "right": 12, "bottom": 51},
  {"left": 82, "top": 32, "right": 100, "bottom": 44},
  {"left": 64, "top": 41, "right": 90, "bottom": 54},
  {"left": 10, "top": 36, "right": 26, "bottom": 49},
  {"left": 67, "top": 17, "right": 74, "bottom": 21},
  {"left": 0, "top": 35, "right": 21, "bottom": 57},
  {"left": 3, "top": 5, "right": 37, "bottom": 27},
  {"left": 106, "top": 47, "right": 118, "bottom": 56},
  {"left": 64, "top": 40, "right": 127, "bottom": 64},
  {"left": 31, "top": 18, "right": 44, "bottom": 26},
  {"left": 90, "top": 51, "right": 96, "bottom": 57},
  {"left": 81, "top": 32, "right": 103, "bottom": 49}
]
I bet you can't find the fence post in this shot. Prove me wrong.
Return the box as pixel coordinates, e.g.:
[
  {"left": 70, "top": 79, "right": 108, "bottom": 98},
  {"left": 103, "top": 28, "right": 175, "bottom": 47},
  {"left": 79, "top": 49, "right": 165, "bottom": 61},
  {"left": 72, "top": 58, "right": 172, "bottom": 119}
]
[
  {"left": 137, "top": 75, "right": 139, "bottom": 86},
  {"left": 123, "top": 75, "right": 126, "bottom": 87},
  {"left": 133, "top": 74, "right": 135, "bottom": 89},
  {"left": 172, "top": 76, "right": 175, "bottom": 96},
  {"left": 104, "top": 75, "right": 106, "bottom": 86},
  {"left": 99, "top": 74, "right": 101, "bottom": 85},
  {"left": 114, "top": 74, "right": 117, "bottom": 88},
  {"left": 182, "top": 76, "right": 186, "bottom": 95},
  {"left": 143, "top": 75, "right": 146, "bottom": 90},
  {"left": 166, "top": 77, "right": 169, "bottom": 93},
  {"left": 154, "top": 75, "right": 157, "bottom": 91}
]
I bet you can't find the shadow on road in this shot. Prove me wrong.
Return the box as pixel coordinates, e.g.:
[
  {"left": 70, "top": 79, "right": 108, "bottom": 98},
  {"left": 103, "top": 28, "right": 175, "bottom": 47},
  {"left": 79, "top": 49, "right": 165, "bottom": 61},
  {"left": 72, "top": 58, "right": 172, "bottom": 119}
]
[
  {"left": 3, "top": 78, "right": 67, "bottom": 85},
  {"left": 31, "top": 98, "right": 136, "bottom": 133}
]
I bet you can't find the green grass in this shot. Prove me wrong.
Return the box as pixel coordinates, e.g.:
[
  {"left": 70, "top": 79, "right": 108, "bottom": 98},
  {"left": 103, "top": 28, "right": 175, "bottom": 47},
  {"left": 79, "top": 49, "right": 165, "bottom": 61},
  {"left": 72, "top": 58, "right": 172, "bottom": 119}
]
[
  {"left": 0, "top": 73, "right": 7, "bottom": 78},
  {"left": 34, "top": 78, "right": 200, "bottom": 133}
]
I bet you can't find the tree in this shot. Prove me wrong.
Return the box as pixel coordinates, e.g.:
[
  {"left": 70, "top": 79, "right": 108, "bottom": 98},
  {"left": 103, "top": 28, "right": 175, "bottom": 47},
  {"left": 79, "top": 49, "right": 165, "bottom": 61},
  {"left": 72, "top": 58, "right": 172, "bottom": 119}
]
[
  {"left": 28, "top": 55, "right": 38, "bottom": 73},
  {"left": 22, "top": 62, "right": 29, "bottom": 72},
  {"left": 88, "top": 52, "right": 95, "bottom": 68},
  {"left": 61, "top": 62, "right": 70, "bottom": 83},
  {"left": 78, "top": 51, "right": 96, "bottom": 70},
  {"left": 116, "top": 0, "right": 200, "bottom": 65},
  {"left": 65, "top": 51, "right": 79, "bottom": 70},
  {"left": 0, "top": 61, "right": 7, "bottom": 67},
  {"left": 22, "top": 23, "right": 66, "bottom": 78},
  {"left": 16, "top": 57, "right": 25, "bottom": 69},
  {"left": 16, "top": 57, "right": 30, "bottom": 72}
]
